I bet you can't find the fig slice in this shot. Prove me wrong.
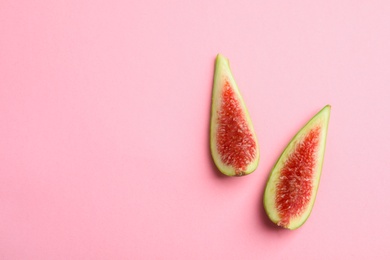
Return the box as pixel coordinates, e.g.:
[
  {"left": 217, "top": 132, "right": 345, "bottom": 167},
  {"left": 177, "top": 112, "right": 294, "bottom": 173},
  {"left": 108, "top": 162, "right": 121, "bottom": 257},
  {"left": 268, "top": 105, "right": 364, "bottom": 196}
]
[
  {"left": 263, "top": 105, "right": 331, "bottom": 229},
  {"left": 210, "top": 54, "right": 259, "bottom": 177}
]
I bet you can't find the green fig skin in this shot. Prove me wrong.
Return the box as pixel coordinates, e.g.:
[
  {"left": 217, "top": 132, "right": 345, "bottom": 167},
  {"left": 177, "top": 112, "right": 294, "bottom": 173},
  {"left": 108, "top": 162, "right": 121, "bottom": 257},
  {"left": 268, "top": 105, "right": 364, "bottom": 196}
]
[
  {"left": 210, "top": 54, "right": 260, "bottom": 177},
  {"left": 263, "top": 105, "right": 331, "bottom": 229}
]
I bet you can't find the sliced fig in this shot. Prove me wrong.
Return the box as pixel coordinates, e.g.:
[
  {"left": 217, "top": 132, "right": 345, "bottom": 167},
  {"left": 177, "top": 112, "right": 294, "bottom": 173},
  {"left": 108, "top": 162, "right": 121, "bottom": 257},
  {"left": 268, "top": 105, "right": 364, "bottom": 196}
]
[
  {"left": 263, "top": 105, "right": 331, "bottom": 229},
  {"left": 210, "top": 54, "right": 259, "bottom": 177}
]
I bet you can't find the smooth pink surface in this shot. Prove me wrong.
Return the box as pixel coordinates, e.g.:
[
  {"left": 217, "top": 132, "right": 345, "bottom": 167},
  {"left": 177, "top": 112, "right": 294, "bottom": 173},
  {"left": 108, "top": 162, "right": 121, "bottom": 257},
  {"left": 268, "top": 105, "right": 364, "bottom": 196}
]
[{"left": 1, "top": 1, "right": 390, "bottom": 259}]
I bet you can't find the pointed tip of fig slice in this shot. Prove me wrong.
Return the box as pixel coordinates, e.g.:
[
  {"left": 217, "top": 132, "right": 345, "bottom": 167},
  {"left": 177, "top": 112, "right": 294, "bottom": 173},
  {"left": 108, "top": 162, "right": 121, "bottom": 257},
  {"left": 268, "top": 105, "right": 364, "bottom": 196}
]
[
  {"left": 263, "top": 105, "right": 330, "bottom": 229},
  {"left": 210, "top": 54, "right": 260, "bottom": 177}
]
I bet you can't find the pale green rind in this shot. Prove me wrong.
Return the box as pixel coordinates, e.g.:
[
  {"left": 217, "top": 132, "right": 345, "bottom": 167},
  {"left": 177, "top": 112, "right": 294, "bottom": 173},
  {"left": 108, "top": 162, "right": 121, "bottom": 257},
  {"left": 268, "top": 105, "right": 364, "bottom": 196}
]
[
  {"left": 210, "top": 54, "right": 260, "bottom": 176},
  {"left": 263, "top": 105, "right": 331, "bottom": 229}
]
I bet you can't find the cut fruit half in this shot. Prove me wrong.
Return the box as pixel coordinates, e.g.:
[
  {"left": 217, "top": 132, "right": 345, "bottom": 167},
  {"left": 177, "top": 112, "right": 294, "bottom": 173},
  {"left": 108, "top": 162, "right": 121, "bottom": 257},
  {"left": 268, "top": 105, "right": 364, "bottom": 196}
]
[
  {"left": 263, "top": 105, "right": 331, "bottom": 229},
  {"left": 210, "top": 54, "right": 259, "bottom": 177}
]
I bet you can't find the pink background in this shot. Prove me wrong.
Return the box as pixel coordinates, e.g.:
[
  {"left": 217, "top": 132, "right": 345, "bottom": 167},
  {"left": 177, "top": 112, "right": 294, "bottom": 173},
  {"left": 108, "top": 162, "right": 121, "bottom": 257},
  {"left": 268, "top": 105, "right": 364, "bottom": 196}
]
[{"left": 1, "top": 1, "right": 390, "bottom": 259}]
